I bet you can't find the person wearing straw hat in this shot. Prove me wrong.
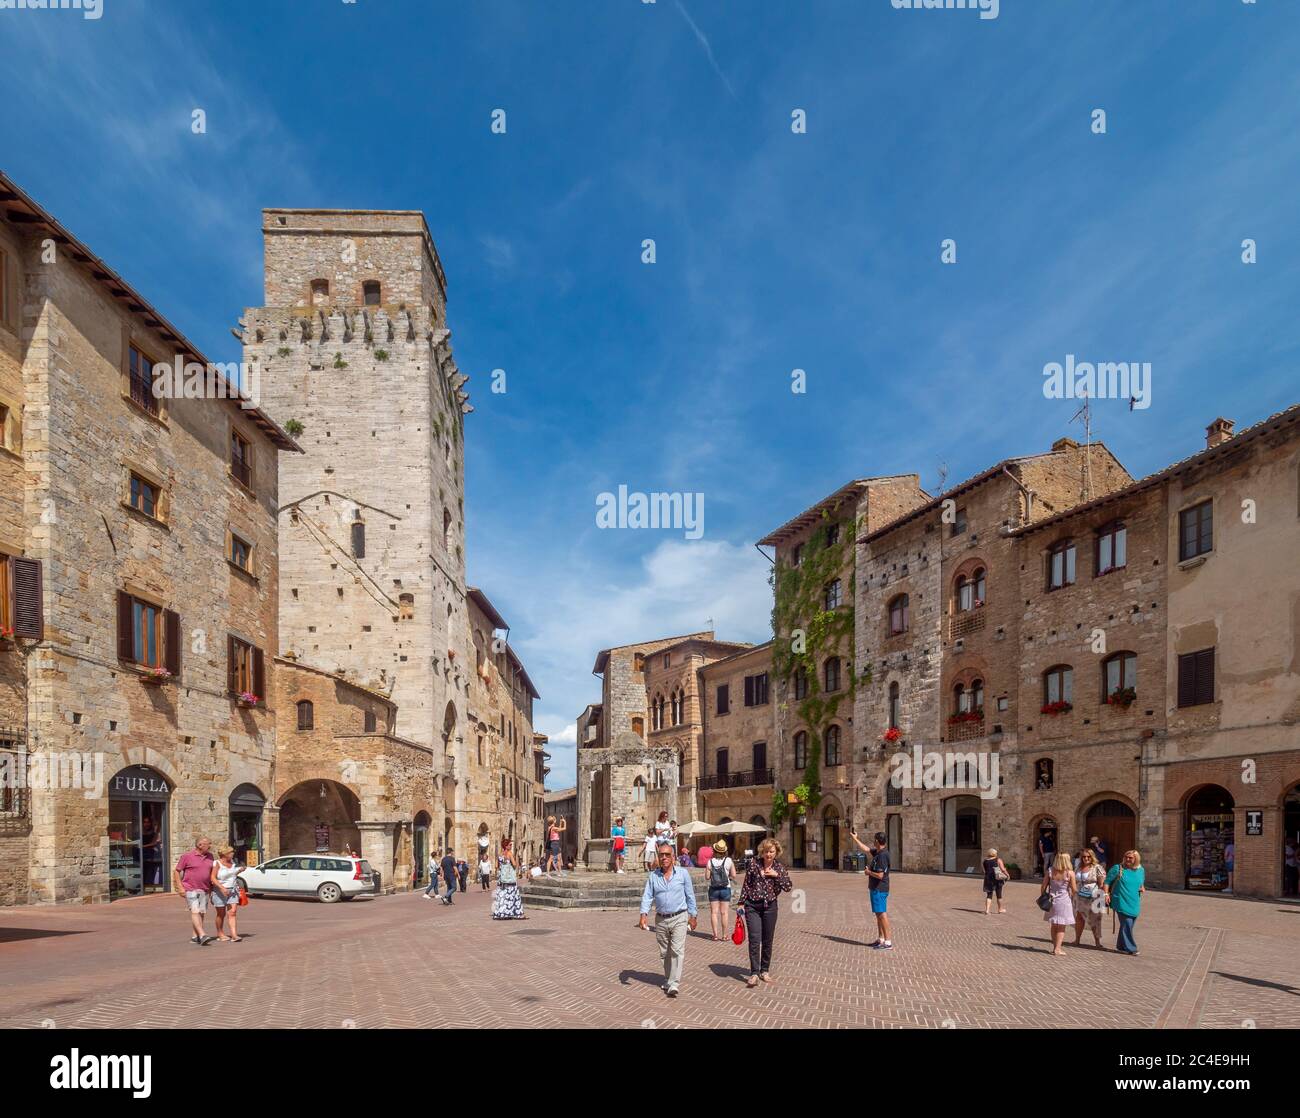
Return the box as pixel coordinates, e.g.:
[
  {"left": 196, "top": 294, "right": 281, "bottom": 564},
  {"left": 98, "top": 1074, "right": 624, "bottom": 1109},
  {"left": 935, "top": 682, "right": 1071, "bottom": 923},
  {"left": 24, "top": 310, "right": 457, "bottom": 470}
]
[{"left": 705, "top": 839, "right": 736, "bottom": 941}]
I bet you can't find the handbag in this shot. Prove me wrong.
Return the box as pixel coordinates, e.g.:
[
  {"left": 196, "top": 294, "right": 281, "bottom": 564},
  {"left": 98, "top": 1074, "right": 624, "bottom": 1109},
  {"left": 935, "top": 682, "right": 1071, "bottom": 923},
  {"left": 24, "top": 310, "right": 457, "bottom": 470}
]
[
  {"left": 1036, "top": 889, "right": 1053, "bottom": 912},
  {"left": 994, "top": 865, "right": 1010, "bottom": 883},
  {"left": 731, "top": 911, "right": 746, "bottom": 945}
]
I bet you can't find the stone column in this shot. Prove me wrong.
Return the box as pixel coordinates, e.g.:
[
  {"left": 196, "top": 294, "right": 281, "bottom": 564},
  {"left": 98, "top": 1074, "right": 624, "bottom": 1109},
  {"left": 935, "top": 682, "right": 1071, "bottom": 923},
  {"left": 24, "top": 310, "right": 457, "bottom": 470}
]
[
  {"left": 356, "top": 820, "right": 395, "bottom": 893},
  {"left": 262, "top": 805, "right": 281, "bottom": 861}
]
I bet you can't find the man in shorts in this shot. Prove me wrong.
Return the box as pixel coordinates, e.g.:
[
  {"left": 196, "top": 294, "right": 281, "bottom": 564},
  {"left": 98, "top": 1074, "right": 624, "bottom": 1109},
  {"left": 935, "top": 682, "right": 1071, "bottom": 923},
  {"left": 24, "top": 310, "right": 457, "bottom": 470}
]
[
  {"left": 173, "top": 835, "right": 215, "bottom": 945},
  {"left": 850, "top": 828, "right": 892, "bottom": 950}
]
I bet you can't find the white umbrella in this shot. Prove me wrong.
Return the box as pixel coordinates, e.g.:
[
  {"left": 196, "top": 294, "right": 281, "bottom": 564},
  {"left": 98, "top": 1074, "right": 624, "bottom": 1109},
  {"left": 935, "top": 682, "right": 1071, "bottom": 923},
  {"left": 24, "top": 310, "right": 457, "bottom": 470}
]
[
  {"left": 674, "top": 820, "right": 715, "bottom": 835},
  {"left": 712, "top": 820, "right": 766, "bottom": 835}
]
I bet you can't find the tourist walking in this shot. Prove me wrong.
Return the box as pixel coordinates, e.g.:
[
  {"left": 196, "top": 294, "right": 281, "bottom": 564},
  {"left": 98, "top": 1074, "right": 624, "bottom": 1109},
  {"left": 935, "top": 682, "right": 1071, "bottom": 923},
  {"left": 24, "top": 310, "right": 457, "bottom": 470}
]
[
  {"left": 982, "top": 847, "right": 1008, "bottom": 914},
  {"left": 638, "top": 842, "right": 698, "bottom": 997},
  {"left": 1090, "top": 834, "right": 1108, "bottom": 872},
  {"left": 423, "top": 851, "right": 440, "bottom": 898},
  {"left": 457, "top": 856, "right": 470, "bottom": 893},
  {"left": 478, "top": 852, "right": 492, "bottom": 890},
  {"left": 1103, "top": 849, "right": 1146, "bottom": 955},
  {"left": 654, "top": 811, "right": 672, "bottom": 843},
  {"left": 209, "top": 844, "right": 245, "bottom": 942},
  {"left": 611, "top": 816, "right": 627, "bottom": 874},
  {"left": 1038, "top": 828, "right": 1056, "bottom": 877},
  {"left": 849, "top": 829, "right": 892, "bottom": 950},
  {"left": 1041, "top": 852, "right": 1077, "bottom": 956},
  {"left": 705, "top": 840, "right": 735, "bottom": 941},
  {"left": 736, "top": 838, "right": 793, "bottom": 987},
  {"left": 491, "top": 838, "right": 526, "bottom": 919},
  {"left": 173, "top": 835, "right": 215, "bottom": 946},
  {"left": 440, "top": 849, "right": 458, "bottom": 905},
  {"left": 1073, "top": 848, "right": 1105, "bottom": 947}
]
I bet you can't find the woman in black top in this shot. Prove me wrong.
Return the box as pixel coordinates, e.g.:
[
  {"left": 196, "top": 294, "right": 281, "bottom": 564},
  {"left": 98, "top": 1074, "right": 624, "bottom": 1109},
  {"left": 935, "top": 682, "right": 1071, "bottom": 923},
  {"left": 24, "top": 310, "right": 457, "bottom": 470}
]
[
  {"left": 737, "top": 838, "right": 793, "bottom": 988},
  {"left": 982, "top": 847, "right": 1008, "bottom": 914}
]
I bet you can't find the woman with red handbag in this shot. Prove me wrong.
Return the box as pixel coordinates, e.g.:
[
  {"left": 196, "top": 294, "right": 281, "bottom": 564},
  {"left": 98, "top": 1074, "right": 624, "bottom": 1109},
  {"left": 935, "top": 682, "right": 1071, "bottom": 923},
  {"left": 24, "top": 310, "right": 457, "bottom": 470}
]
[{"left": 736, "top": 838, "right": 793, "bottom": 988}]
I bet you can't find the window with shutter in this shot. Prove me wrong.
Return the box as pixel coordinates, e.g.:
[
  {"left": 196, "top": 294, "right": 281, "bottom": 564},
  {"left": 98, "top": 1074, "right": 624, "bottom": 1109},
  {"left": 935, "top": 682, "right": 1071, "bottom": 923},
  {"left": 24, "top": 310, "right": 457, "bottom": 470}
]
[
  {"left": 753, "top": 741, "right": 767, "bottom": 771},
  {"left": 1177, "top": 648, "right": 1215, "bottom": 707},
  {"left": 9, "top": 556, "right": 43, "bottom": 639},
  {"left": 716, "top": 684, "right": 729, "bottom": 715},
  {"left": 253, "top": 647, "right": 265, "bottom": 700},
  {"left": 743, "top": 676, "right": 753, "bottom": 706},
  {"left": 164, "top": 609, "right": 181, "bottom": 677},
  {"left": 716, "top": 748, "right": 729, "bottom": 778}
]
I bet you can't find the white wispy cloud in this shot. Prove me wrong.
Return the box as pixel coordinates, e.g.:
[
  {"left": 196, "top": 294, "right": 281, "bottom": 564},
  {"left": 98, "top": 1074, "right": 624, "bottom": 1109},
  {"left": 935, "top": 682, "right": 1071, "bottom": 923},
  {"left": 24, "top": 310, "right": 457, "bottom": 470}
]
[{"left": 674, "top": 1, "right": 737, "bottom": 101}]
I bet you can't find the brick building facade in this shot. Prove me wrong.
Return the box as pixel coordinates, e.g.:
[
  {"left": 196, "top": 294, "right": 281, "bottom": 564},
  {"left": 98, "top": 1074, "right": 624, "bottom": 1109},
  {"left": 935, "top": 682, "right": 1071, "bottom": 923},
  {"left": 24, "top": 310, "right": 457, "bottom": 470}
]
[{"left": 0, "top": 172, "right": 297, "bottom": 905}]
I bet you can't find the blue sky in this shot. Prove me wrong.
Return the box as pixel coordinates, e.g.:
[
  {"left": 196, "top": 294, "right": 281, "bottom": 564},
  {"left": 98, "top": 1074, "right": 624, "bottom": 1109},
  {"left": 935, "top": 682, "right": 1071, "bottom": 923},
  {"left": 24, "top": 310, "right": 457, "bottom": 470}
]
[{"left": 2, "top": 1, "right": 1296, "bottom": 787}]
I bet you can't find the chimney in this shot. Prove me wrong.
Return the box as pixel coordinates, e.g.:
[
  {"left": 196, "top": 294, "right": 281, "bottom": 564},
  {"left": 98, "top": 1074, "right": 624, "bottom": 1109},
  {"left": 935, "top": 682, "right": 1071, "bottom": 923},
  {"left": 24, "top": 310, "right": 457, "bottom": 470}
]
[
  {"left": 1206, "top": 417, "right": 1235, "bottom": 449},
  {"left": 1051, "top": 437, "right": 1079, "bottom": 452}
]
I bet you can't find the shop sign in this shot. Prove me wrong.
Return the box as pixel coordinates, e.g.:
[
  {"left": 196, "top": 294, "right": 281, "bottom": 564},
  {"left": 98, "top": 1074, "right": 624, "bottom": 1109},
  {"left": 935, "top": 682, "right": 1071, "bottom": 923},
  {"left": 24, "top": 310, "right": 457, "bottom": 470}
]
[
  {"left": 110, "top": 766, "right": 171, "bottom": 800},
  {"left": 1246, "top": 810, "right": 1263, "bottom": 836}
]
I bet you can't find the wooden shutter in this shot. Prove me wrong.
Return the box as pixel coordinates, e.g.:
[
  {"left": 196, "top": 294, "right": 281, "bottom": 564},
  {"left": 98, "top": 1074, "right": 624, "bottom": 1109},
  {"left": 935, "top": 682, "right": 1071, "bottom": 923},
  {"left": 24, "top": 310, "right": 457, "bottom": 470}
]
[
  {"left": 1196, "top": 648, "right": 1215, "bottom": 705},
  {"left": 743, "top": 675, "right": 753, "bottom": 706},
  {"left": 11, "top": 557, "right": 42, "bottom": 639},
  {"left": 227, "top": 635, "right": 238, "bottom": 695},
  {"left": 253, "top": 646, "right": 265, "bottom": 700},
  {"left": 116, "top": 589, "right": 134, "bottom": 661},
  {"left": 164, "top": 609, "right": 181, "bottom": 678}
]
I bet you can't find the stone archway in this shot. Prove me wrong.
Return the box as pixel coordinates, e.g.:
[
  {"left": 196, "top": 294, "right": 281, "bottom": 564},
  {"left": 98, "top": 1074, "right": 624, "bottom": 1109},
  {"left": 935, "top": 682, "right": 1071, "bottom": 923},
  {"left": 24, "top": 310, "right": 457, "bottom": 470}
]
[{"left": 276, "top": 779, "right": 362, "bottom": 856}]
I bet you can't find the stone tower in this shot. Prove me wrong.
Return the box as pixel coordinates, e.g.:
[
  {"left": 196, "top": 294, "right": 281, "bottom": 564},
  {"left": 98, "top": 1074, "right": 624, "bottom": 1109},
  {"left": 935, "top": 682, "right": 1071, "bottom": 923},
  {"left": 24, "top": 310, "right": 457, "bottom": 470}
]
[{"left": 246, "top": 209, "right": 473, "bottom": 820}]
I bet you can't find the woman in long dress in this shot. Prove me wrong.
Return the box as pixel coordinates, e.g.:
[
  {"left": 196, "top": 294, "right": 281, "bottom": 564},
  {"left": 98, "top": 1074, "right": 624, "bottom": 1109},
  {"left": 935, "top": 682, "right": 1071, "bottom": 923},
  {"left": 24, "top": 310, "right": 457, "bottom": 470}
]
[
  {"left": 1041, "top": 851, "right": 1077, "bottom": 956},
  {"left": 491, "top": 837, "right": 526, "bottom": 920}
]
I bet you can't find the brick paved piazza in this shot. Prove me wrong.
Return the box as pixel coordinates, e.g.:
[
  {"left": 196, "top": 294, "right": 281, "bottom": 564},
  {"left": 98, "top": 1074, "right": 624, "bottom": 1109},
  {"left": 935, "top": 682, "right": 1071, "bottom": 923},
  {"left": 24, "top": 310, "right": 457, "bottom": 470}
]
[{"left": 1, "top": 872, "right": 1296, "bottom": 1030}]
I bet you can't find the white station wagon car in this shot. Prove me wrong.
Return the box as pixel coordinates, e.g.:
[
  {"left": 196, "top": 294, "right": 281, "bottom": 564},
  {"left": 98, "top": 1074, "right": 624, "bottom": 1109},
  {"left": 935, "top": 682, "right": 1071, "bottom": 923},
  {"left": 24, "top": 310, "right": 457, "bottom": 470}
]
[{"left": 239, "top": 854, "right": 376, "bottom": 903}]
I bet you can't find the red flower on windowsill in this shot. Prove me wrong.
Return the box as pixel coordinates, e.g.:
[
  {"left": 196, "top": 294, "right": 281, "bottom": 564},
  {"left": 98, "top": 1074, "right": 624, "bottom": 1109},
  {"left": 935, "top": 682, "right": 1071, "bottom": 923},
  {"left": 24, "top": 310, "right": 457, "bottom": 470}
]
[
  {"left": 882, "top": 727, "right": 902, "bottom": 744},
  {"left": 237, "top": 692, "right": 261, "bottom": 708},
  {"left": 0, "top": 625, "right": 14, "bottom": 641},
  {"left": 947, "top": 709, "right": 984, "bottom": 725},
  {"left": 1107, "top": 688, "right": 1136, "bottom": 708},
  {"left": 142, "top": 667, "right": 173, "bottom": 684},
  {"left": 1040, "top": 700, "right": 1073, "bottom": 716}
]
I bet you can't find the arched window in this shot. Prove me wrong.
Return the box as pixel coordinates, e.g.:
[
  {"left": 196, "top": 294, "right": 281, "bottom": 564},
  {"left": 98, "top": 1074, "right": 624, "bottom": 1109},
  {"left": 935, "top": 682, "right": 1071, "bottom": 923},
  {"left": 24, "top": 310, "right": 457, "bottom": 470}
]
[
  {"left": 1043, "top": 665, "right": 1073, "bottom": 706},
  {"left": 1103, "top": 651, "right": 1137, "bottom": 702},
  {"left": 399, "top": 592, "right": 414, "bottom": 620},
  {"left": 632, "top": 776, "right": 646, "bottom": 803},
  {"left": 670, "top": 689, "right": 684, "bottom": 727},
  {"left": 957, "top": 568, "right": 987, "bottom": 611},
  {"left": 1096, "top": 521, "right": 1127, "bottom": 575},
  {"left": 825, "top": 724, "right": 842, "bottom": 766},
  {"left": 363, "top": 280, "right": 381, "bottom": 306},
  {"left": 296, "top": 699, "right": 313, "bottom": 731},
  {"left": 888, "top": 682, "right": 900, "bottom": 729},
  {"left": 824, "top": 656, "right": 841, "bottom": 692},
  {"left": 651, "top": 693, "right": 665, "bottom": 731},
  {"left": 888, "top": 594, "right": 909, "bottom": 636},
  {"left": 793, "top": 731, "right": 808, "bottom": 769},
  {"left": 970, "top": 678, "right": 984, "bottom": 713},
  {"left": 1047, "top": 539, "right": 1076, "bottom": 590}
]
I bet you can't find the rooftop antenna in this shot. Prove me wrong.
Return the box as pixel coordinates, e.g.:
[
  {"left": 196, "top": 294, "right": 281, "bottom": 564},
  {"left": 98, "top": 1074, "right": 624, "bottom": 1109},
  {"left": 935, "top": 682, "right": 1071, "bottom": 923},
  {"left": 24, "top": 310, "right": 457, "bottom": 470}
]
[
  {"left": 1070, "top": 391, "right": 1094, "bottom": 503},
  {"left": 936, "top": 460, "right": 949, "bottom": 496}
]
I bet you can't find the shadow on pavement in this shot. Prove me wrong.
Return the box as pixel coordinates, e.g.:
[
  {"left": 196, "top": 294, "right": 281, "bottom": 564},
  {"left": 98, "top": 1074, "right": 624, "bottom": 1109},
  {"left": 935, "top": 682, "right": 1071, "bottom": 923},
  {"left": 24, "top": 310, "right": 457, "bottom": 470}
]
[
  {"left": 618, "top": 969, "right": 664, "bottom": 987},
  {"left": 0, "top": 927, "right": 89, "bottom": 944}
]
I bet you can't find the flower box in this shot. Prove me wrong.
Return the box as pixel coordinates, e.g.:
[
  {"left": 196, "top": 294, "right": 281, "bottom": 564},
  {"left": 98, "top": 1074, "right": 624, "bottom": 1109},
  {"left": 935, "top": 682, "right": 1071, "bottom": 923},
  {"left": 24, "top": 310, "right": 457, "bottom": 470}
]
[
  {"left": 236, "top": 692, "right": 261, "bottom": 709},
  {"left": 0, "top": 625, "right": 14, "bottom": 641},
  {"left": 142, "top": 667, "right": 173, "bottom": 684},
  {"left": 1040, "top": 701, "right": 1073, "bottom": 716},
  {"left": 882, "top": 727, "right": 903, "bottom": 744},
  {"left": 1106, "top": 688, "right": 1137, "bottom": 709},
  {"left": 947, "top": 709, "right": 984, "bottom": 725}
]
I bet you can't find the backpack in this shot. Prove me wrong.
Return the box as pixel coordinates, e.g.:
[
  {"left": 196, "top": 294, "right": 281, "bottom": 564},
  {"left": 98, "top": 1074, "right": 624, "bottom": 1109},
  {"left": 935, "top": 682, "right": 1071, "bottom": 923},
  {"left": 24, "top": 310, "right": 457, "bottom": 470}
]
[{"left": 709, "top": 858, "right": 730, "bottom": 889}]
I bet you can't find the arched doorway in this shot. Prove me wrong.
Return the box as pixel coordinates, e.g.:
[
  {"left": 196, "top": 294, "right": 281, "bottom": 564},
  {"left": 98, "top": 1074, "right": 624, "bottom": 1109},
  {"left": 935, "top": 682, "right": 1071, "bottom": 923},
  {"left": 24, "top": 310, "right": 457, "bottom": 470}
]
[
  {"left": 444, "top": 816, "right": 454, "bottom": 854},
  {"left": 1186, "top": 785, "right": 1235, "bottom": 891},
  {"left": 887, "top": 815, "right": 903, "bottom": 871},
  {"left": 277, "top": 780, "right": 361, "bottom": 857},
  {"left": 107, "top": 764, "right": 172, "bottom": 900},
  {"left": 413, "top": 811, "right": 432, "bottom": 885},
  {"left": 791, "top": 816, "right": 807, "bottom": 869},
  {"left": 821, "top": 804, "right": 841, "bottom": 870},
  {"left": 1284, "top": 784, "right": 1300, "bottom": 897},
  {"left": 943, "top": 795, "right": 981, "bottom": 873},
  {"left": 1031, "top": 816, "right": 1059, "bottom": 876},
  {"left": 228, "top": 783, "right": 266, "bottom": 867},
  {"left": 1083, "top": 798, "right": 1135, "bottom": 870}
]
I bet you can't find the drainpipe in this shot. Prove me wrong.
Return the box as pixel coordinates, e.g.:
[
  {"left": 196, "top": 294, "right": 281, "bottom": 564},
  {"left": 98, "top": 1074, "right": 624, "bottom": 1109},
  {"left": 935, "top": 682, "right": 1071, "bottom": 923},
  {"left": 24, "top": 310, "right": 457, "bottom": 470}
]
[{"left": 1001, "top": 466, "right": 1035, "bottom": 525}]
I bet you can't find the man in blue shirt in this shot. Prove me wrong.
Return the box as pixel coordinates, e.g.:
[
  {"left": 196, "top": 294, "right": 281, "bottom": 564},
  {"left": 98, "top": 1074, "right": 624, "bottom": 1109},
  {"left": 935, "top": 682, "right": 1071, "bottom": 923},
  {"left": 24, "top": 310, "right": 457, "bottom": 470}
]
[{"left": 638, "top": 842, "right": 698, "bottom": 996}]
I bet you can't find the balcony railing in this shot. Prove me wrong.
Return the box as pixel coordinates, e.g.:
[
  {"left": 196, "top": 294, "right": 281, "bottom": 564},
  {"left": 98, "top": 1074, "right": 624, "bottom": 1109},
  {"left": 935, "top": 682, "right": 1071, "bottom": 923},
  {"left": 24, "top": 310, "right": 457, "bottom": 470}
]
[
  {"left": 699, "top": 768, "right": 774, "bottom": 791},
  {"left": 946, "top": 718, "right": 986, "bottom": 743},
  {"left": 949, "top": 609, "right": 986, "bottom": 640}
]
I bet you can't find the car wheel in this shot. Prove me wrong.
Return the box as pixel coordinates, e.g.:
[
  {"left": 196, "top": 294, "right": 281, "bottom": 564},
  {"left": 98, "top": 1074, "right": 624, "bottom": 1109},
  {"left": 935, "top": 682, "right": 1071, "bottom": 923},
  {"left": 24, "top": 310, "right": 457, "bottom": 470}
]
[{"left": 317, "top": 882, "right": 343, "bottom": 903}]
